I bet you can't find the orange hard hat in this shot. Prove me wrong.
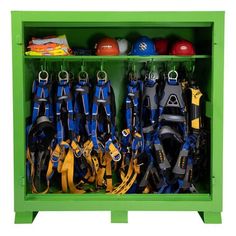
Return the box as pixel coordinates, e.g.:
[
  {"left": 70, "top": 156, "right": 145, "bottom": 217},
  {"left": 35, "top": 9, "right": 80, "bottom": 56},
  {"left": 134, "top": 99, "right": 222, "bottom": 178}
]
[{"left": 95, "top": 37, "right": 120, "bottom": 56}]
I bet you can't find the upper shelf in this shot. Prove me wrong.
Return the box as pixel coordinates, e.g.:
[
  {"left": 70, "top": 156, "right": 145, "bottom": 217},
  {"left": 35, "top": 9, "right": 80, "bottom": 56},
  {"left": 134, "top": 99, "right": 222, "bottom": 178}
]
[{"left": 24, "top": 55, "right": 210, "bottom": 62}]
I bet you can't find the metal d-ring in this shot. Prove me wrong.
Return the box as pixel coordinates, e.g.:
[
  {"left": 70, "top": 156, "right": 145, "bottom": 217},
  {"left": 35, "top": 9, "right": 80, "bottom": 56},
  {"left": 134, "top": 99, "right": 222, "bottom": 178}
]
[
  {"left": 78, "top": 70, "right": 89, "bottom": 83},
  {"left": 168, "top": 70, "right": 178, "bottom": 82},
  {"left": 58, "top": 70, "right": 69, "bottom": 83},
  {"left": 97, "top": 70, "right": 108, "bottom": 83},
  {"left": 38, "top": 70, "right": 49, "bottom": 83}
]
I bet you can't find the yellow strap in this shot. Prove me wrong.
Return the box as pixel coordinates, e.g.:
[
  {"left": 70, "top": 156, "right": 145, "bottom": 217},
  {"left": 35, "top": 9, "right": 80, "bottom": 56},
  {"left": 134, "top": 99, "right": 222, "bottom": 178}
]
[
  {"left": 119, "top": 153, "right": 126, "bottom": 181},
  {"left": 191, "top": 88, "right": 202, "bottom": 106},
  {"left": 112, "top": 159, "right": 134, "bottom": 194},
  {"left": 108, "top": 142, "right": 121, "bottom": 161},
  {"left": 61, "top": 171, "right": 68, "bottom": 193},
  {"left": 117, "top": 172, "right": 137, "bottom": 194},
  {"left": 192, "top": 118, "right": 200, "bottom": 129},
  {"left": 96, "top": 150, "right": 106, "bottom": 187},
  {"left": 143, "top": 186, "right": 150, "bottom": 194},
  {"left": 27, "top": 147, "right": 51, "bottom": 194},
  {"left": 112, "top": 158, "right": 140, "bottom": 194},
  {"left": 61, "top": 147, "right": 85, "bottom": 194},
  {"left": 105, "top": 153, "right": 113, "bottom": 193},
  {"left": 92, "top": 155, "right": 99, "bottom": 174},
  {"left": 61, "top": 149, "right": 72, "bottom": 192}
]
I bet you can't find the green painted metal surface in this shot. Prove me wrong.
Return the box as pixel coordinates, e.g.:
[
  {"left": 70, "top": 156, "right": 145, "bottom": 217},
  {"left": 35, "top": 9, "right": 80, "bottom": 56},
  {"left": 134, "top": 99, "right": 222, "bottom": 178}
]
[{"left": 12, "top": 11, "right": 224, "bottom": 224}]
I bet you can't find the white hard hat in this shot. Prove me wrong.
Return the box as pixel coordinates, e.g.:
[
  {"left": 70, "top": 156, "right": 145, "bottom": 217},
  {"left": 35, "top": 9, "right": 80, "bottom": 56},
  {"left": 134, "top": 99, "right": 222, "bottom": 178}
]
[{"left": 117, "top": 38, "right": 129, "bottom": 55}]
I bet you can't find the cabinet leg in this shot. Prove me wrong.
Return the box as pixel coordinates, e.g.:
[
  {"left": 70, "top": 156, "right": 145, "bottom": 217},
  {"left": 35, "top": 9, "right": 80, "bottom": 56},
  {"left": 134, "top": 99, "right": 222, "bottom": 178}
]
[
  {"left": 198, "top": 211, "right": 222, "bottom": 224},
  {"left": 15, "top": 211, "right": 38, "bottom": 224},
  {"left": 111, "top": 211, "right": 128, "bottom": 223}
]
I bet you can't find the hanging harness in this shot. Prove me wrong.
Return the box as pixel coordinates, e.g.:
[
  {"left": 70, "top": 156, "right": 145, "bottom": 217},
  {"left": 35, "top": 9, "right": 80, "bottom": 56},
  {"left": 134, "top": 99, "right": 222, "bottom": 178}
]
[
  {"left": 113, "top": 71, "right": 144, "bottom": 193},
  {"left": 56, "top": 70, "right": 74, "bottom": 143},
  {"left": 91, "top": 71, "right": 120, "bottom": 160},
  {"left": 74, "top": 71, "right": 91, "bottom": 138},
  {"left": 157, "top": 70, "right": 202, "bottom": 192},
  {"left": 125, "top": 73, "right": 143, "bottom": 132},
  {"left": 32, "top": 70, "right": 53, "bottom": 123},
  {"left": 27, "top": 63, "right": 205, "bottom": 195},
  {"left": 142, "top": 71, "right": 159, "bottom": 125}
]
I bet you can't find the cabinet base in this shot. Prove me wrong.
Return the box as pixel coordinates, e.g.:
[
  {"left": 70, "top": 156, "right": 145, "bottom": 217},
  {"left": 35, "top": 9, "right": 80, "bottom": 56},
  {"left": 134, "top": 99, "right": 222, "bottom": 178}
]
[
  {"left": 14, "top": 211, "right": 222, "bottom": 224},
  {"left": 15, "top": 211, "right": 38, "bottom": 224},
  {"left": 111, "top": 211, "right": 128, "bottom": 223},
  {"left": 198, "top": 211, "right": 222, "bottom": 224}
]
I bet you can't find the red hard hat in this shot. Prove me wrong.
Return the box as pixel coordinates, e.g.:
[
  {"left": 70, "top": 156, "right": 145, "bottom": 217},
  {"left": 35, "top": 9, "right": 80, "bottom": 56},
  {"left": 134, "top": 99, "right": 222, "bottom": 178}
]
[
  {"left": 95, "top": 37, "right": 120, "bottom": 56},
  {"left": 154, "top": 39, "right": 169, "bottom": 55},
  {"left": 170, "top": 40, "right": 195, "bottom": 55}
]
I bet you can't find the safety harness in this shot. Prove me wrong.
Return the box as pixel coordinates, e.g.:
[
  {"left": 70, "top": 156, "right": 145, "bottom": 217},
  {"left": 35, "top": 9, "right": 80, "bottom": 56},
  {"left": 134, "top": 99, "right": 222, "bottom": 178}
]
[
  {"left": 56, "top": 70, "right": 74, "bottom": 143},
  {"left": 90, "top": 70, "right": 121, "bottom": 192},
  {"left": 74, "top": 71, "right": 91, "bottom": 139},
  {"left": 27, "top": 116, "right": 55, "bottom": 193},
  {"left": 112, "top": 72, "right": 144, "bottom": 194},
  {"left": 157, "top": 70, "right": 202, "bottom": 192},
  {"left": 27, "top": 64, "right": 205, "bottom": 195},
  {"left": 32, "top": 70, "right": 53, "bottom": 123}
]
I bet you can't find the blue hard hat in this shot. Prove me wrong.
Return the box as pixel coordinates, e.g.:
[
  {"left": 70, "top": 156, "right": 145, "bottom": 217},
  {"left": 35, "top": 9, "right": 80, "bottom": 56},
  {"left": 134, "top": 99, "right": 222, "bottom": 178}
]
[{"left": 131, "top": 36, "right": 157, "bottom": 56}]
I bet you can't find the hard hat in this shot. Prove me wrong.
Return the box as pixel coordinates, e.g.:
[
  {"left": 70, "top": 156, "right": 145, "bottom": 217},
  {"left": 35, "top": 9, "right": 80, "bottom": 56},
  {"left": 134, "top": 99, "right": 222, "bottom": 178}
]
[
  {"left": 117, "top": 38, "right": 129, "bottom": 55},
  {"left": 95, "top": 37, "right": 120, "bottom": 56},
  {"left": 154, "top": 39, "right": 169, "bottom": 55},
  {"left": 170, "top": 40, "right": 195, "bottom": 55},
  {"left": 131, "top": 36, "right": 156, "bottom": 56}
]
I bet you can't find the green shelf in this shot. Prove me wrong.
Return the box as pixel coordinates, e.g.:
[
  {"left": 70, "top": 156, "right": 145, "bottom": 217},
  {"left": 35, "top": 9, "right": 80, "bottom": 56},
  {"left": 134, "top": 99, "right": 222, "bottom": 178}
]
[{"left": 24, "top": 55, "right": 211, "bottom": 62}]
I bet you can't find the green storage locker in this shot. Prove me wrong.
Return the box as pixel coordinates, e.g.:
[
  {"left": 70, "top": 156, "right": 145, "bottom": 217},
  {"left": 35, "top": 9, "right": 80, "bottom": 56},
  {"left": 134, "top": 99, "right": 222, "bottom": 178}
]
[{"left": 12, "top": 11, "right": 224, "bottom": 224}]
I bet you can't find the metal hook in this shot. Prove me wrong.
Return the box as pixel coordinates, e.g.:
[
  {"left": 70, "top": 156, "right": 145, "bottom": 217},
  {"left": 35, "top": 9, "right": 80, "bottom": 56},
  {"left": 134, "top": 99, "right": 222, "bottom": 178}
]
[
  {"left": 150, "top": 59, "right": 156, "bottom": 72},
  {"left": 100, "top": 60, "right": 104, "bottom": 72},
  {"left": 132, "top": 61, "right": 136, "bottom": 73},
  {"left": 81, "top": 60, "right": 85, "bottom": 72},
  {"left": 60, "top": 59, "right": 66, "bottom": 72},
  {"left": 40, "top": 59, "right": 47, "bottom": 71}
]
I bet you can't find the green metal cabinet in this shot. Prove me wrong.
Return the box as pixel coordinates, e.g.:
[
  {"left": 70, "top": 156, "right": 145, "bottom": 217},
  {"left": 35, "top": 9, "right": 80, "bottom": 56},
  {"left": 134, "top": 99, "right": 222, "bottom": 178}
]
[{"left": 12, "top": 11, "right": 224, "bottom": 224}]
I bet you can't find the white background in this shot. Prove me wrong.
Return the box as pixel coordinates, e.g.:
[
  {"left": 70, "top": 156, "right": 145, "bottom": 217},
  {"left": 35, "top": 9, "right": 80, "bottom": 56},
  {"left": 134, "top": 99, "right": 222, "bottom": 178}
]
[{"left": 0, "top": 0, "right": 235, "bottom": 235}]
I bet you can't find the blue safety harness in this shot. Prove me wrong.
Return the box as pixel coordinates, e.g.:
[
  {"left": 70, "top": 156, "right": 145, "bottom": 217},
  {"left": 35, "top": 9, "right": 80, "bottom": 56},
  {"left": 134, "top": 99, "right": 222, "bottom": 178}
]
[
  {"left": 91, "top": 78, "right": 116, "bottom": 150},
  {"left": 74, "top": 77, "right": 91, "bottom": 138},
  {"left": 56, "top": 72, "right": 74, "bottom": 143},
  {"left": 32, "top": 71, "right": 53, "bottom": 123}
]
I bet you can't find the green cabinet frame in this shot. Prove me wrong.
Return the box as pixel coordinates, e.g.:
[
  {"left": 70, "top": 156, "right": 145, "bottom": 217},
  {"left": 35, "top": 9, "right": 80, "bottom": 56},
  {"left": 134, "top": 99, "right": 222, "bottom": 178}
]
[{"left": 12, "top": 11, "right": 224, "bottom": 224}]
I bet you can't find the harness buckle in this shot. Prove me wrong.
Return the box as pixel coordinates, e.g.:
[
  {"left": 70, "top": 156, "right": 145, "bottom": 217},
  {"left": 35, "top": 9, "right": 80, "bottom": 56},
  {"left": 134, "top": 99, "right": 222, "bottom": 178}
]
[{"left": 122, "top": 129, "right": 130, "bottom": 137}]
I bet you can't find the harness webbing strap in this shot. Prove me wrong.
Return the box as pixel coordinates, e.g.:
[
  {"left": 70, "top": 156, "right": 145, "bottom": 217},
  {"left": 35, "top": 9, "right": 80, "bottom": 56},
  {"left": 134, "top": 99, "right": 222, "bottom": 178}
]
[
  {"left": 112, "top": 158, "right": 140, "bottom": 194},
  {"left": 105, "top": 153, "right": 113, "bottom": 193},
  {"left": 112, "top": 158, "right": 135, "bottom": 194},
  {"left": 60, "top": 141, "right": 85, "bottom": 193},
  {"left": 119, "top": 154, "right": 127, "bottom": 181},
  {"left": 27, "top": 148, "right": 50, "bottom": 194},
  {"left": 96, "top": 151, "right": 106, "bottom": 188}
]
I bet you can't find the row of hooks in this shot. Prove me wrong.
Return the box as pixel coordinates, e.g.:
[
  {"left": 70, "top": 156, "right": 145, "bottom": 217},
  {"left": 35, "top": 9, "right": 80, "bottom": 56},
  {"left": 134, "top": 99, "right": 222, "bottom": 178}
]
[{"left": 39, "top": 59, "right": 196, "bottom": 75}]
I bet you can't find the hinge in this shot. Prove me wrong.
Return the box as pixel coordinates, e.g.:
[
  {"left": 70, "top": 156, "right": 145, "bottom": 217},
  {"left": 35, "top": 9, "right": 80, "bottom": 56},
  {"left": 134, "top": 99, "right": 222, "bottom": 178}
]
[{"left": 16, "top": 34, "right": 23, "bottom": 45}]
